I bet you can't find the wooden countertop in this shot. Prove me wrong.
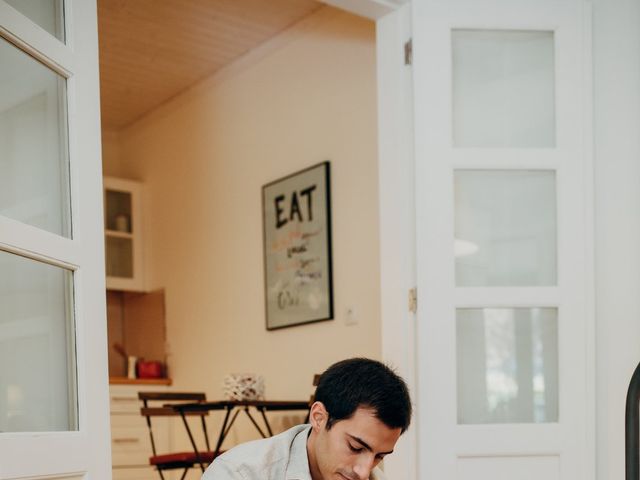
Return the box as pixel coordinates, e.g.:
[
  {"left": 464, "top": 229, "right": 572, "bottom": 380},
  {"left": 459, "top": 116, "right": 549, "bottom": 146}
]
[{"left": 109, "top": 376, "right": 172, "bottom": 385}]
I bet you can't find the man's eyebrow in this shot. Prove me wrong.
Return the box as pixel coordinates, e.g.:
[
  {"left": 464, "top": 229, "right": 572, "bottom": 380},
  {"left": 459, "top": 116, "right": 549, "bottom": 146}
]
[{"left": 346, "top": 434, "right": 394, "bottom": 455}]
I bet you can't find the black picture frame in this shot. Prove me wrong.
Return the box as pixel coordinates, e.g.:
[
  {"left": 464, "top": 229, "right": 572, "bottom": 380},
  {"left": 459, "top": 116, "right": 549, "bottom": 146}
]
[{"left": 262, "top": 161, "right": 334, "bottom": 330}]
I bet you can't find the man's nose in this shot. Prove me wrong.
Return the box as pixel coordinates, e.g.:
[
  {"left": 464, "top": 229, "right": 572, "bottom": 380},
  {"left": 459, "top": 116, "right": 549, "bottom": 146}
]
[{"left": 353, "top": 454, "right": 376, "bottom": 479}]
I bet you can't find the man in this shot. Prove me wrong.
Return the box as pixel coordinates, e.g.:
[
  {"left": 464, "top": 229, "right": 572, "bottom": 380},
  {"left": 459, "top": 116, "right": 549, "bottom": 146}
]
[{"left": 202, "top": 357, "right": 412, "bottom": 480}]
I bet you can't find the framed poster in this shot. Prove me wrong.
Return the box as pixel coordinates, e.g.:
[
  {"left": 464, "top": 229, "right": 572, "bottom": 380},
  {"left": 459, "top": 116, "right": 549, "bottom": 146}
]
[{"left": 262, "top": 161, "right": 333, "bottom": 330}]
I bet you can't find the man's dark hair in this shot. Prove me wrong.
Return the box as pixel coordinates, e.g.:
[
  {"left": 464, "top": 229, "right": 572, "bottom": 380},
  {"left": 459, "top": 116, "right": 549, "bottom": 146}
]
[{"left": 313, "top": 357, "right": 412, "bottom": 433}]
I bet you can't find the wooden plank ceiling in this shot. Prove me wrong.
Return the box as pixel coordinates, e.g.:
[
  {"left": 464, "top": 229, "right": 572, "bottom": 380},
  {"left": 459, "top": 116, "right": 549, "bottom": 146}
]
[{"left": 98, "top": 0, "right": 322, "bottom": 130}]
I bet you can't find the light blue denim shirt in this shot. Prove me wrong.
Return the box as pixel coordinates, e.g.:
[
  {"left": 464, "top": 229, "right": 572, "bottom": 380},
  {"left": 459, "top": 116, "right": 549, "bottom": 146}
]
[{"left": 201, "top": 424, "right": 387, "bottom": 480}]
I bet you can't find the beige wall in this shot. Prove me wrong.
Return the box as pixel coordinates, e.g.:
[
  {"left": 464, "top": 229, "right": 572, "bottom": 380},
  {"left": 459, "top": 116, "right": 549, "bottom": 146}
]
[
  {"left": 101, "top": 129, "right": 128, "bottom": 178},
  {"left": 106, "top": 7, "right": 379, "bottom": 443}
]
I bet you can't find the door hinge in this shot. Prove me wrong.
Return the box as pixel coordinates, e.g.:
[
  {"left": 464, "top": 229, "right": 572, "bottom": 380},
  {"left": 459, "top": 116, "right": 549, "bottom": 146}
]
[
  {"left": 404, "top": 39, "right": 412, "bottom": 66},
  {"left": 408, "top": 287, "right": 417, "bottom": 313}
]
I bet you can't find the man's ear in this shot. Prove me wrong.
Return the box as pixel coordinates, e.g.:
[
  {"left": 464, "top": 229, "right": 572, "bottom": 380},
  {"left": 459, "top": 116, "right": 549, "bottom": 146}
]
[{"left": 309, "top": 401, "right": 328, "bottom": 432}]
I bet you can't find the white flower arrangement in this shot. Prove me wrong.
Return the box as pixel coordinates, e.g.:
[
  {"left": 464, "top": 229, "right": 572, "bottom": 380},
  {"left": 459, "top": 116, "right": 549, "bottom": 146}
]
[{"left": 223, "top": 373, "right": 265, "bottom": 401}]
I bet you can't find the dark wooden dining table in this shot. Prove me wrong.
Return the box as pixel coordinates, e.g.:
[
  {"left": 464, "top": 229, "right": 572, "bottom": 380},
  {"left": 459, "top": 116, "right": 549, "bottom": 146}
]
[{"left": 170, "top": 399, "right": 310, "bottom": 465}]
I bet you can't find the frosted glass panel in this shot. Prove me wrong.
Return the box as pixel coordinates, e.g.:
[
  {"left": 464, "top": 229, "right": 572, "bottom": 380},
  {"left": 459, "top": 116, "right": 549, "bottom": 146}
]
[
  {"left": 105, "top": 190, "right": 133, "bottom": 233},
  {"left": 0, "top": 251, "right": 77, "bottom": 432},
  {"left": 0, "top": 37, "right": 71, "bottom": 237},
  {"left": 106, "top": 237, "right": 133, "bottom": 278},
  {"left": 5, "top": 0, "right": 65, "bottom": 41},
  {"left": 457, "top": 308, "right": 558, "bottom": 424},
  {"left": 455, "top": 170, "right": 557, "bottom": 286},
  {"left": 452, "top": 30, "right": 555, "bottom": 148}
]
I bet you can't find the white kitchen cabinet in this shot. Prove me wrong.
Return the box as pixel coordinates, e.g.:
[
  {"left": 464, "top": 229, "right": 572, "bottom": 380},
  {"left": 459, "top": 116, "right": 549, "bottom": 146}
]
[
  {"left": 104, "top": 177, "right": 144, "bottom": 291},
  {"left": 110, "top": 384, "right": 173, "bottom": 480}
]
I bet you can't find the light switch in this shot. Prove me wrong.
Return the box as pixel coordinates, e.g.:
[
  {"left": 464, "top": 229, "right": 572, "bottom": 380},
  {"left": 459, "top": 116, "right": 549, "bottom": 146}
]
[{"left": 345, "top": 306, "right": 358, "bottom": 326}]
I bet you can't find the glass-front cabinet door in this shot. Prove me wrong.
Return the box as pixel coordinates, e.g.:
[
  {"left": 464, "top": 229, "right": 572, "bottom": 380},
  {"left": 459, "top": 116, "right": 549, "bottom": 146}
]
[
  {"left": 414, "top": 1, "right": 594, "bottom": 480},
  {"left": 0, "top": 1, "right": 110, "bottom": 478},
  {"left": 104, "top": 177, "right": 144, "bottom": 291}
]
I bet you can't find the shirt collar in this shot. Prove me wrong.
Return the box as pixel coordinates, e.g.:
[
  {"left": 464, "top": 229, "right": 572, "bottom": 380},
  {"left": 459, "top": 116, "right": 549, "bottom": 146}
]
[{"left": 286, "top": 425, "right": 313, "bottom": 480}]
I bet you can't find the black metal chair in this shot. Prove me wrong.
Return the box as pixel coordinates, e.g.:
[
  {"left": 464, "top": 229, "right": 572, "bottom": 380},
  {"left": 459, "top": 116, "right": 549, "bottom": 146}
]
[{"left": 139, "top": 391, "right": 218, "bottom": 480}]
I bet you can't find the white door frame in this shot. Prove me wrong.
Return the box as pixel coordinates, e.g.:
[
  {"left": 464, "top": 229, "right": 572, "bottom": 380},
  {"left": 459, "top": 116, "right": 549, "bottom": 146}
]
[{"left": 374, "top": 6, "right": 416, "bottom": 480}]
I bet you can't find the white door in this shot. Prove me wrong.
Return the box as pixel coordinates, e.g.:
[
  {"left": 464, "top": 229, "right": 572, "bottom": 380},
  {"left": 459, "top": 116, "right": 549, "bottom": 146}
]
[
  {"left": 0, "top": 1, "right": 110, "bottom": 479},
  {"left": 413, "top": 0, "right": 595, "bottom": 479}
]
